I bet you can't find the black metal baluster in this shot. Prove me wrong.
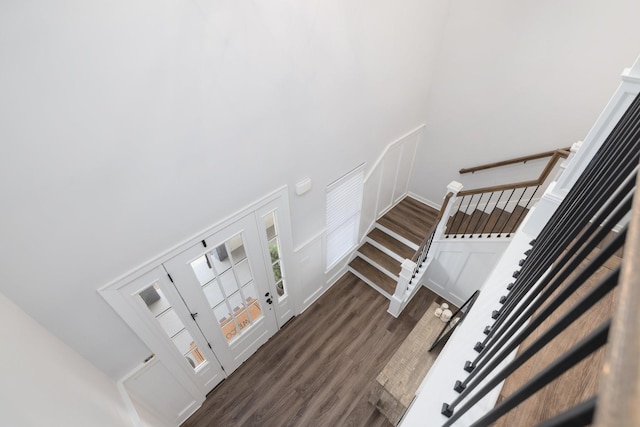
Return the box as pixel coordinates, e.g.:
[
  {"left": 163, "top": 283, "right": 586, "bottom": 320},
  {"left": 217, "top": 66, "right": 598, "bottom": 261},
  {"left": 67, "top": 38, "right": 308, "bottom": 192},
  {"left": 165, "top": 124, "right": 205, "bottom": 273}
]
[
  {"left": 445, "top": 268, "right": 618, "bottom": 421},
  {"left": 491, "top": 189, "right": 514, "bottom": 238},
  {"left": 536, "top": 396, "right": 596, "bottom": 427},
  {"left": 470, "top": 189, "right": 632, "bottom": 369},
  {"left": 462, "top": 194, "right": 479, "bottom": 238},
  {"left": 507, "top": 185, "right": 540, "bottom": 238},
  {"left": 444, "top": 320, "right": 610, "bottom": 426},
  {"left": 478, "top": 191, "right": 498, "bottom": 238},
  {"left": 450, "top": 196, "right": 466, "bottom": 238},
  {"left": 454, "top": 258, "right": 621, "bottom": 399},
  {"left": 498, "top": 187, "right": 527, "bottom": 237}
]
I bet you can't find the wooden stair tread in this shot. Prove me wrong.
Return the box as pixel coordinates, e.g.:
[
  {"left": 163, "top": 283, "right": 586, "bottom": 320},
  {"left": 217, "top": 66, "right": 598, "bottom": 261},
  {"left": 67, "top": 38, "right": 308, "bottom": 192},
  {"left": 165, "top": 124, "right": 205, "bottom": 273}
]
[
  {"left": 377, "top": 199, "right": 438, "bottom": 245},
  {"left": 447, "top": 206, "right": 529, "bottom": 236},
  {"left": 368, "top": 228, "right": 414, "bottom": 260},
  {"left": 358, "top": 243, "right": 401, "bottom": 276},
  {"left": 349, "top": 256, "right": 396, "bottom": 295}
]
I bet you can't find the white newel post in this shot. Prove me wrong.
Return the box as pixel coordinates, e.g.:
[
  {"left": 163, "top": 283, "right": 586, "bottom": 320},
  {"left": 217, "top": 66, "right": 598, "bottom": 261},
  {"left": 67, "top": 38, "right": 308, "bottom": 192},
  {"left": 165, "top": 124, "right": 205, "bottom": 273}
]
[
  {"left": 434, "top": 181, "right": 464, "bottom": 239},
  {"left": 388, "top": 259, "right": 416, "bottom": 318}
]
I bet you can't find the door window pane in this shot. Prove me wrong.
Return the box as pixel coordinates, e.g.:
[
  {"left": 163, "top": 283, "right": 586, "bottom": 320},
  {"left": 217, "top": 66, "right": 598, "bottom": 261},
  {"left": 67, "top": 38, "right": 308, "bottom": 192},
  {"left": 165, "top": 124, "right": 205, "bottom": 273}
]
[
  {"left": 211, "top": 244, "right": 232, "bottom": 273},
  {"left": 264, "top": 212, "right": 287, "bottom": 297},
  {"left": 203, "top": 283, "right": 224, "bottom": 308},
  {"left": 228, "top": 291, "right": 245, "bottom": 316},
  {"left": 138, "top": 283, "right": 206, "bottom": 370},
  {"left": 157, "top": 308, "right": 184, "bottom": 338},
  {"left": 191, "top": 255, "right": 215, "bottom": 286},
  {"left": 219, "top": 270, "right": 239, "bottom": 297},
  {"left": 242, "top": 282, "right": 263, "bottom": 323},
  {"left": 228, "top": 235, "right": 247, "bottom": 264},
  {"left": 213, "top": 303, "right": 232, "bottom": 327},
  {"left": 235, "top": 259, "right": 252, "bottom": 285}
]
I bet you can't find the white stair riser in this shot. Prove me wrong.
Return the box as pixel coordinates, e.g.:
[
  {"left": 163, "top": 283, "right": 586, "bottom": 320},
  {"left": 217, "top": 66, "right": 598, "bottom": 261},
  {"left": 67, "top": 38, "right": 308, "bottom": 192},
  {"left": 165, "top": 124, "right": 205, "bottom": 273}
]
[
  {"left": 356, "top": 252, "right": 400, "bottom": 282},
  {"left": 375, "top": 224, "right": 419, "bottom": 251},
  {"left": 348, "top": 267, "right": 393, "bottom": 300}
]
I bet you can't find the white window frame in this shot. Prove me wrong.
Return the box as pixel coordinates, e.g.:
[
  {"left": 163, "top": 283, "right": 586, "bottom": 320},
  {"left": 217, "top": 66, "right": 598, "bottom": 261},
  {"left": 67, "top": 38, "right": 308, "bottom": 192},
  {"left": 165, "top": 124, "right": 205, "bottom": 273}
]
[{"left": 325, "top": 163, "right": 365, "bottom": 270}]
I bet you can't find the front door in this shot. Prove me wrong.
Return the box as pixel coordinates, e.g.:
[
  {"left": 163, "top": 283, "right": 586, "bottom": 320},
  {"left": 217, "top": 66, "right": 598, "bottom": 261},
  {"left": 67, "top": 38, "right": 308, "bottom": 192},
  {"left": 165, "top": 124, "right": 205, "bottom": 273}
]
[{"left": 164, "top": 213, "right": 279, "bottom": 373}]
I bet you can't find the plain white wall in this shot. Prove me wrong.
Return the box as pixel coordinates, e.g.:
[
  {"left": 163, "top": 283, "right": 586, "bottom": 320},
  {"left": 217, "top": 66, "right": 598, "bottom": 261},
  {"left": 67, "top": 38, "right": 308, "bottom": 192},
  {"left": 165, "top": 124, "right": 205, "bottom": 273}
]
[
  {"left": 410, "top": 0, "right": 640, "bottom": 205},
  {"left": 0, "top": 291, "right": 131, "bottom": 427},
  {"left": 0, "top": 0, "right": 449, "bottom": 379}
]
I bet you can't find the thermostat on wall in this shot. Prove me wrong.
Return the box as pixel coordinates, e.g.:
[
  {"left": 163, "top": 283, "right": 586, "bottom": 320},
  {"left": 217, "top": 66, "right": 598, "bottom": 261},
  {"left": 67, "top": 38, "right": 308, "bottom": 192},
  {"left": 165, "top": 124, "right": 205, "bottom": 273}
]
[{"left": 295, "top": 178, "right": 312, "bottom": 195}]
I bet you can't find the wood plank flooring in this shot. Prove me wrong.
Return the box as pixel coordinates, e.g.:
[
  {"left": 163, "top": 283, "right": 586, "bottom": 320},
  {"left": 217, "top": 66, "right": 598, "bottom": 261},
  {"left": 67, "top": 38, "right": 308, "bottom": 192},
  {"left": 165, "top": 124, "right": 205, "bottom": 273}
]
[
  {"left": 183, "top": 273, "right": 445, "bottom": 427},
  {"left": 492, "top": 243, "right": 622, "bottom": 426}
]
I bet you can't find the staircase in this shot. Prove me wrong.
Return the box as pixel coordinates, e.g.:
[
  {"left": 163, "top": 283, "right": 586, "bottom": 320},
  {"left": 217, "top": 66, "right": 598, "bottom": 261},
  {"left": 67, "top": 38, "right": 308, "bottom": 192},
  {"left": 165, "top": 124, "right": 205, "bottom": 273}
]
[{"left": 348, "top": 197, "right": 439, "bottom": 299}]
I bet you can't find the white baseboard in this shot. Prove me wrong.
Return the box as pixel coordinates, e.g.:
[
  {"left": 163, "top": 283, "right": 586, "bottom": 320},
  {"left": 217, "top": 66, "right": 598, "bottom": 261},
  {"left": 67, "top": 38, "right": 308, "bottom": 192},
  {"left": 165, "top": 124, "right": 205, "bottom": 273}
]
[{"left": 407, "top": 192, "right": 442, "bottom": 210}]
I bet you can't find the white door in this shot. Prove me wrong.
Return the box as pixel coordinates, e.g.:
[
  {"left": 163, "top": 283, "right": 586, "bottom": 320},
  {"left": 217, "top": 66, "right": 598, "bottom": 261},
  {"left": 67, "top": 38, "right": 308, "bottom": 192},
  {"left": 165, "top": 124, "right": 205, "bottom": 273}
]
[
  {"left": 164, "top": 213, "right": 279, "bottom": 373},
  {"left": 113, "top": 267, "right": 226, "bottom": 395}
]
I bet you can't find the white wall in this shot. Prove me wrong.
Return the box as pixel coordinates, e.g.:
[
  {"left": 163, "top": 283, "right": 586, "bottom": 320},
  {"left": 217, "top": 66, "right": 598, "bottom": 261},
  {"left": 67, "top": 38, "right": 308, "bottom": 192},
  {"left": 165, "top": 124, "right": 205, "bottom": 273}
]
[
  {"left": 411, "top": 0, "right": 640, "bottom": 206},
  {"left": 0, "top": 291, "right": 131, "bottom": 427},
  {"left": 0, "top": 0, "right": 449, "bottom": 379}
]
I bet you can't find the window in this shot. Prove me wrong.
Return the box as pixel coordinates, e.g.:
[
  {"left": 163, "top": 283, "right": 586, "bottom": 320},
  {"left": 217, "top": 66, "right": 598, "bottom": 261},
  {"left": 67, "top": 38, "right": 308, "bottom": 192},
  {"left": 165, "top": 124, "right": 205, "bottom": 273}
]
[{"left": 326, "top": 164, "right": 365, "bottom": 269}]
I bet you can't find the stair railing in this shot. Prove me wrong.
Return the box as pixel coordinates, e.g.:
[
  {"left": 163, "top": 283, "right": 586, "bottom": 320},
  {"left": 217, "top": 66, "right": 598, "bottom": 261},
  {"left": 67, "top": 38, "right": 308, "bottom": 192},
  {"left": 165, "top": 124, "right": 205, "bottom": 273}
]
[
  {"left": 438, "top": 89, "right": 640, "bottom": 427},
  {"left": 446, "top": 147, "right": 571, "bottom": 238},
  {"left": 458, "top": 147, "right": 571, "bottom": 175},
  {"left": 388, "top": 188, "right": 457, "bottom": 317},
  {"left": 388, "top": 148, "right": 573, "bottom": 316}
]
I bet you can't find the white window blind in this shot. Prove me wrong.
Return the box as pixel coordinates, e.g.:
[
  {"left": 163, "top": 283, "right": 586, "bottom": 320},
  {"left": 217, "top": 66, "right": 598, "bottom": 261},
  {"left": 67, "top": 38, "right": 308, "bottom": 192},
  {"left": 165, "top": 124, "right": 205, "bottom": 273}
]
[{"left": 326, "top": 164, "right": 365, "bottom": 269}]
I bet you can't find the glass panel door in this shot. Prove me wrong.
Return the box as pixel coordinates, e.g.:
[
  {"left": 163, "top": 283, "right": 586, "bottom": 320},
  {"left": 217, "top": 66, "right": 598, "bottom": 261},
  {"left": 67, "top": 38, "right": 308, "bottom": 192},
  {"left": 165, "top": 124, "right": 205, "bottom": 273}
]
[
  {"left": 188, "top": 233, "right": 264, "bottom": 343},
  {"left": 138, "top": 282, "right": 207, "bottom": 370},
  {"left": 111, "top": 267, "right": 226, "bottom": 395},
  {"left": 164, "top": 214, "right": 279, "bottom": 374}
]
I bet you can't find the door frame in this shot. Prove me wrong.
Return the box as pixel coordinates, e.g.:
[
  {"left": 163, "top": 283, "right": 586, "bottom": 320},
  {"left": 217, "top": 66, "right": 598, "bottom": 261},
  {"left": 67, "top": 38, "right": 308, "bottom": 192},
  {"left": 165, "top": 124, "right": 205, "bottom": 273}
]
[{"left": 99, "top": 186, "right": 297, "bottom": 422}]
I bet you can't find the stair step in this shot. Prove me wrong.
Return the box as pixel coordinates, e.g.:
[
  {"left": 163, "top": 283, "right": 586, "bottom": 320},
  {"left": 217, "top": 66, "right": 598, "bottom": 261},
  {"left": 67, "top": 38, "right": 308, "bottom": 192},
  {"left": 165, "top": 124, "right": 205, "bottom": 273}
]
[
  {"left": 447, "top": 206, "right": 529, "bottom": 236},
  {"left": 485, "top": 206, "right": 528, "bottom": 235},
  {"left": 375, "top": 224, "right": 419, "bottom": 251},
  {"left": 377, "top": 197, "right": 439, "bottom": 246},
  {"left": 358, "top": 242, "right": 402, "bottom": 276},
  {"left": 349, "top": 256, "right": 396, "bottom": 296},
  {"left": 368, "top": 228, "right": 415, "bottom": 260}
]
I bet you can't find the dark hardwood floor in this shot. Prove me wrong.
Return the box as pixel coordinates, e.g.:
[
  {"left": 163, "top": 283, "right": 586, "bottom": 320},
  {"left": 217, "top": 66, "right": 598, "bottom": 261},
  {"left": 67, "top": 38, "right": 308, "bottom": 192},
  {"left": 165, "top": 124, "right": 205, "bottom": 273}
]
[{"left": 183, "top": 273, "right": 444, "bottom": 427}]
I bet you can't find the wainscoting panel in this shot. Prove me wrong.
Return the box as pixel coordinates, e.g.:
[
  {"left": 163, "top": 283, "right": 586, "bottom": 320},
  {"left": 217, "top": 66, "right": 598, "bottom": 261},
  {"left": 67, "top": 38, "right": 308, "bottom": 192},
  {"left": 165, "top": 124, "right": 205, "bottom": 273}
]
[{"left": 424, "top": 240, "right": 508, "bottom": 306}]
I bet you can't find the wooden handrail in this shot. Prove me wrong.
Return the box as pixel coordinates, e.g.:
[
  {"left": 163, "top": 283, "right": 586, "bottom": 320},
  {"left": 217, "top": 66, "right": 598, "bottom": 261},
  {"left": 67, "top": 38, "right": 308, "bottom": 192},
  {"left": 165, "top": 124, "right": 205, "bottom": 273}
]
[
  {"left": 459, "top": 147, "right": 571, "bottom": 175},
  {"left": 411, "top": 192, "right": 453, "bottom": 262},
  {"left": 457, "top": 150, "right": 569, "bottom": 197},
  {"left": 594, "top": 179, "right": 640, "bottom": 427}
]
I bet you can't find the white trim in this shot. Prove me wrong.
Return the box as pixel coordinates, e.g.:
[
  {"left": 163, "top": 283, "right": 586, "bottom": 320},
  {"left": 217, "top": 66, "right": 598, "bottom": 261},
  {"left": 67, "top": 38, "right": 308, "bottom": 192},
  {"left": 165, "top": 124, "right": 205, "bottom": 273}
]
[
  {"left": 356, "top": 252, "right": 399, "bottom": 281},
  {"left": 99, "top": 186, "right": 289, "bottom": 293},
  {"left": 348, "top": 267, "right": 393, "bottom": 300},
  {"left": 407, "top": 191, "right": 442, "bottom": 211},
  {"left": 293, "top": 229, "right": 325, "bottom": 254},
  {"left": 117, "top": 378, "right": 144, "bottom": 427},
  {"left": 363, "top": 124, "right": 426, "bottom": 182}
]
